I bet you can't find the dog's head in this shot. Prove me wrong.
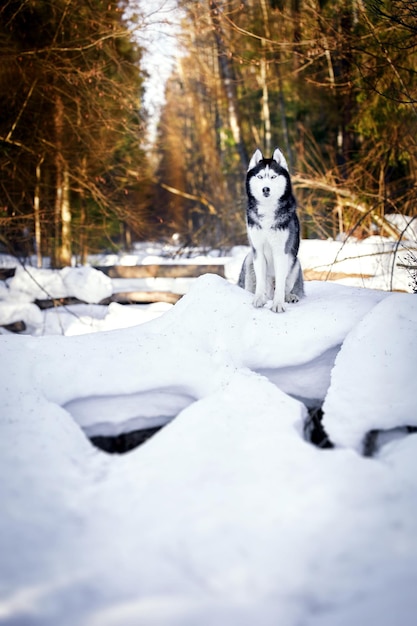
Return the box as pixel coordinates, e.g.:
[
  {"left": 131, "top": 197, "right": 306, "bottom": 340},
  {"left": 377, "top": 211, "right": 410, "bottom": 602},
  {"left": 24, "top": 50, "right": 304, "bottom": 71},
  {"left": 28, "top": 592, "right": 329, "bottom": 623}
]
[{"left": 246, "top": 148, "right": 290, "bottom": 201}]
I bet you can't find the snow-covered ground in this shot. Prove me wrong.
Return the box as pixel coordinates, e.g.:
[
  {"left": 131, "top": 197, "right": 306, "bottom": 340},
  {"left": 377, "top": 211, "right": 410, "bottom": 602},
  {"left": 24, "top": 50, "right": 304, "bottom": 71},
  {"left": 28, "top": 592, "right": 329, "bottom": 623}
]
[
  {"left": 0, "top": 236, "right": 416, "bottom": 335},
  {"left": 1, "top": 238, "right": 417, "bottom": 625}
]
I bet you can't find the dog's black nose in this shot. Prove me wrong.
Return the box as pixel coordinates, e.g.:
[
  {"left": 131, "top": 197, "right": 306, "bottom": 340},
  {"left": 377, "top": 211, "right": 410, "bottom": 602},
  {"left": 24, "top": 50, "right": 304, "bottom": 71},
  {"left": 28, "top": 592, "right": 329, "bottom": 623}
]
[{"left": 262, "top": 187, "right": 270, "bottom": 197}]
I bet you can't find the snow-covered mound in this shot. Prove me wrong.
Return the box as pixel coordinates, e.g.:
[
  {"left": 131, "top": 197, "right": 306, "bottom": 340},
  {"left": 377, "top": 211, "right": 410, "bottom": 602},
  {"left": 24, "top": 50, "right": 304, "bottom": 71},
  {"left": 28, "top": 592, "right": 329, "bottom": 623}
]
[
  {"left": 7, "top": 265, "right": 113, "bottom": 303},
  {"left": 323, "top": 292, "right": 417, "bottom": 450},
  {"left": 0, "top": 265, "right": 113, "bottom": 331},
  {"left": 1, "top": 274, "right": 417, "bottom": 626}
]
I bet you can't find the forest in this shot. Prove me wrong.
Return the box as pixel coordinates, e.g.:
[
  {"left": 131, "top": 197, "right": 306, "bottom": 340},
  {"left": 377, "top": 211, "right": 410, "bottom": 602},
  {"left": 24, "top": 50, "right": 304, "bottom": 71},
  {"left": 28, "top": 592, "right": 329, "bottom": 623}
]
[{"left": 1, "top": 0, "right": 416, "bottom": 266}]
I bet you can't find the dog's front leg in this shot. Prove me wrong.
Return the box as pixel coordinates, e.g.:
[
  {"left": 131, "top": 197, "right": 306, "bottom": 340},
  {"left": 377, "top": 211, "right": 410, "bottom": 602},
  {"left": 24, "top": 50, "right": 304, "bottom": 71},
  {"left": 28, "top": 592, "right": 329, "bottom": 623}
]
[
  {"left": 252, "top": 250, "right": 268, "bottom": 308},
  {"left": 271, "top": 253, "right": 288, "bottom": 313}
]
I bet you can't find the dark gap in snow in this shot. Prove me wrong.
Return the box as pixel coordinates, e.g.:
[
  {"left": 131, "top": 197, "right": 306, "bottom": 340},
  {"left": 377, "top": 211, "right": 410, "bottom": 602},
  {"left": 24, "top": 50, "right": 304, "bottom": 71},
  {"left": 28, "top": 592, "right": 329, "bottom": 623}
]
[
  {"left": 363, "top": 430, "right": 379, "bottom": 457},
  {"left": 363, "top": 425, "right": 417, "bottom": 457},
  {"left": 304, "top": 407, "right": 334, "bottom": 450},
  {"left": 0, "top": 267, "right": 15, "bottom": 280},
  {"left": 65, "top": 388, "right": 195, "bottom": 454},
  {"left": 1, "top": 320, "right": 26, "bottom": 333},
  {"left": 305, "top": 414, "right": 417, "bottom": 456},
  {"left": 90, "top": 426, "right": 163, "bottom": 453}
]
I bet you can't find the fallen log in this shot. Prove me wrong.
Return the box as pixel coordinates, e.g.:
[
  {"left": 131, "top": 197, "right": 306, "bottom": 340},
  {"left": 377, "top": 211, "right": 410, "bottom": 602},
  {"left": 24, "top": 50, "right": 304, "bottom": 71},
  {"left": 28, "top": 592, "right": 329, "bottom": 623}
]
[
  {"left": 34, "top": 292, "right": 182, "bottom": 308},
  {"left": 101, "top": 291, "right": 182, "bottom": 305},
  {"left": 35, "top": 297, "right": 86, "bottom": 310},
  {"left": 304, "top": 269, "right": 374, "bottom": 281},
  {"left": 94, "top": 264, "right": 225, "bottom": 279}
]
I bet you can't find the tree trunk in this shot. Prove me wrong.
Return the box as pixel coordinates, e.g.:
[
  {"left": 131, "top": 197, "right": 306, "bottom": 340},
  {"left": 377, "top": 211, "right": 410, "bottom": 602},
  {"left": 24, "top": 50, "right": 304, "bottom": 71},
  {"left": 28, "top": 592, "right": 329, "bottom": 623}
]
[
  {"left": 60, "top": 166, "right": 72, "bottom": 266},
  {"left": 52, "top": 95, "right": 72, "bottom": 267},
  {"left": 34, "top": 157, "right": 44, "bottom": 268},
  {"left": 78, "top": 156, "right": 88, "bottom": 264},
  {"left": 52, "top": 161, "right": 62, "bottom": 268},
  {"left": 209, "top": 0, "right": 248, "bottom": 169},
  {"left": 259, "top": 0, "right": 272, "bottom": 154},
  {"left": 79, "top": 201, "right": 87, "bottom": 265},
  {"left": 263, "top": 0, "right": 292, "bottom": 166}
]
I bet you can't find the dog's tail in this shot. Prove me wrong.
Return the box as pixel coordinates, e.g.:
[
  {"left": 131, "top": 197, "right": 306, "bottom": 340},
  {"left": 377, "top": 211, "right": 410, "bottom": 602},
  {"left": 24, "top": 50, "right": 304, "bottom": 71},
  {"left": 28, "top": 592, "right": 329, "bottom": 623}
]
[
  {"left": 238, "top": 252, "right": 256, "bottom": 293},
  {"left": 237, "top": 256, "right": 247, "bottom": 288}
]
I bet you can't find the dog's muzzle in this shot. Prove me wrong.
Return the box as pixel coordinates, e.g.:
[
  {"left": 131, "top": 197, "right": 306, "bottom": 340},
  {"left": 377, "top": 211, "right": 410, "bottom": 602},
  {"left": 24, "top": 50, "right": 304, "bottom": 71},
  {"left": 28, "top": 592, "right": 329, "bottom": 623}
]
[{"left": 262, "top": 187, "right": 270, "bottom": 197}]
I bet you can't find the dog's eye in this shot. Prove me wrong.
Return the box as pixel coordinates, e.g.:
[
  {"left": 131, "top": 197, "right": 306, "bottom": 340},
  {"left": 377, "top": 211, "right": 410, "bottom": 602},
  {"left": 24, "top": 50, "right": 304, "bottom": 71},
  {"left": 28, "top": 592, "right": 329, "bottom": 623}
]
[
  {"left": 270, "top": 174, "right": 277, "bottom": 179},
  {"left": 257, "top": 174, "right": 264, "bottom": 179}
]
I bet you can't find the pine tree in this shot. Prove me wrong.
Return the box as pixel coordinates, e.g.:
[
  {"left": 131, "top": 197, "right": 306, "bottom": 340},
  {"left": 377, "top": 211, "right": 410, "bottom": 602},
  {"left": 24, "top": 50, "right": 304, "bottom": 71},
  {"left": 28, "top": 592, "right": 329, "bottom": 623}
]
[{"left": 0, "top": 0, "right": 148, "bottom": 266}]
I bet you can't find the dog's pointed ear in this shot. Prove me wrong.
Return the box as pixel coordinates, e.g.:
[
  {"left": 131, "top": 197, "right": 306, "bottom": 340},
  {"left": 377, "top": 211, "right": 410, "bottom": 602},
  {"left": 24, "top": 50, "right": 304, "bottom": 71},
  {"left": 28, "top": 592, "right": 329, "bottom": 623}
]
[
  {"left": 272, "top": 147, "right": 289, "bottom": 171},
  {"left": 248, "top": 148, "right": 263, "bottom": 171}
]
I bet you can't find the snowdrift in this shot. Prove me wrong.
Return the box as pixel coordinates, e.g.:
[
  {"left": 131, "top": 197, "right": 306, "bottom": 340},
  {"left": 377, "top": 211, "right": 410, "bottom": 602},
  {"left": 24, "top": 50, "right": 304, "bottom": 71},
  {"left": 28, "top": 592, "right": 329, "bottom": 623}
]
[{"left": 1, "top": 275, "right": 417, "bottom": 626}]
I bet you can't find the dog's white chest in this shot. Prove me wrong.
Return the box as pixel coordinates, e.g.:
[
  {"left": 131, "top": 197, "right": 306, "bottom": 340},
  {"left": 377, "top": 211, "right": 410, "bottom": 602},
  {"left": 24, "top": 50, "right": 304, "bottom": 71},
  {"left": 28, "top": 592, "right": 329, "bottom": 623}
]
[
  {"left": 248, "top": 222, "right": 289, "bottom": 273},
  {"left": 248, "top": 199, "right": 286, "bottom": 240}
]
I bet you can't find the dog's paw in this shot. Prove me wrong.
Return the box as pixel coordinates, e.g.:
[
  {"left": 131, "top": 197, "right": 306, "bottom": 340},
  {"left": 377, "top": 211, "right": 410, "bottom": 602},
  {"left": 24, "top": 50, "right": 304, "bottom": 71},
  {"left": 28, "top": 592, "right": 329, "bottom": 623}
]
[
  {"left": 286, "top": 293, "right": 299, "bottom": 303},
  {"left": 253, "top": 294, "right": 267, "bottom": 308},
  {"left": 271, "top": 300, "right": 286, "bottom": 313}
]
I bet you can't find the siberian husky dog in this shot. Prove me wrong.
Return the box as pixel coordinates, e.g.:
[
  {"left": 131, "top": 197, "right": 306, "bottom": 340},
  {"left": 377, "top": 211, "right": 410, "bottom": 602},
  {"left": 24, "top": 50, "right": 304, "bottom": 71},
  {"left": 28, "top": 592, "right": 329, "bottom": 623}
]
[{"left": 238, "top": 147, "right": 304, "bottom": 313}]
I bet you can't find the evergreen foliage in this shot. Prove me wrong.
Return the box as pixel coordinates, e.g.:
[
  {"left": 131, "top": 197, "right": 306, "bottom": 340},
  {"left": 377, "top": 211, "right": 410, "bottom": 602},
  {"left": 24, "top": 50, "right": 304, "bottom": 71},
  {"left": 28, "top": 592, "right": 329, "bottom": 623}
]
[{"left": 0, "top": 0, "right": 148, "bottom": 265}]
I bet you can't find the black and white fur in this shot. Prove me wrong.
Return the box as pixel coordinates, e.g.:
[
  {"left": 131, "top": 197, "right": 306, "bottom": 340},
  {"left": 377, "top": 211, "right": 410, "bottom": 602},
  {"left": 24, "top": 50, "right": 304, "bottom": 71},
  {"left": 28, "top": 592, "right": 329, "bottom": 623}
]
[{"left": 238, "top": 147, "right": 304, "bottom": 313}]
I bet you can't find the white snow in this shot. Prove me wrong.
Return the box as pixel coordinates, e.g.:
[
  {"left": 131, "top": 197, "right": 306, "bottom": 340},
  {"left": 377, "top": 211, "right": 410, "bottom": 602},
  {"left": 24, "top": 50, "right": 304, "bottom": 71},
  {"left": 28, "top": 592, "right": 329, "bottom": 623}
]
[
  {"left": 1, "top": 248, "right": 417, "bottom": 626},
  {"left": 299, "top": 236, "right": 416, "bottom": 292},
  {"left": 323, "top": 292, "right": 417, "bottom": 450},
  {"left": 8, "top": 265, "right": 113, "bottom": 304}
]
